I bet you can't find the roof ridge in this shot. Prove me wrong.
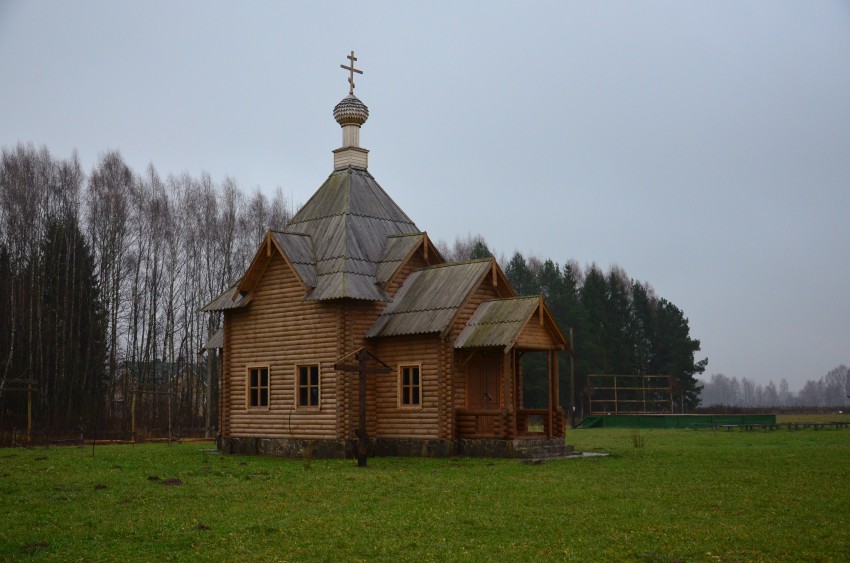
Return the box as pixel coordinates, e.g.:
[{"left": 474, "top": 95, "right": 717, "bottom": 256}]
[
  {"left": 316, "top": 271, "right": 376, "bottom": 278},
  {"left": 386, "top": 232, "right": 425, "bottom": 239},
  {"left": 272, "top": 229, "right": 310, "bottom": 238},
  {"left": 420, "top": 258, "right": 492, "bottom": 270},
  {"left": 316, "top": 256, "right": 381, "bottom": 264},
  {"left": 378, "top": 306, "right": 459, "bottom": 315},
  {"left": 287, "top": 211, "right": 416, "bottom": 226}
]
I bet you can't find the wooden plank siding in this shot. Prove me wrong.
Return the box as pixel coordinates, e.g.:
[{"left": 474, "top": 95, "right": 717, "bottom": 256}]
[
  {"left": 514, "top": 318, "right": 561, "bottom": 350},
  {"left": 223, "top": 252, "right": 341, "bottom": 439}
]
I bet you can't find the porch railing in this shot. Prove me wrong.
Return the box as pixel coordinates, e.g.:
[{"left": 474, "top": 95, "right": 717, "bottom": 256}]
[
  {"left": 456, "top": 407, "right": 566, "bottom": 439},
  {"left": 517, "top": 408, "right": 565, "bottom": 437}
]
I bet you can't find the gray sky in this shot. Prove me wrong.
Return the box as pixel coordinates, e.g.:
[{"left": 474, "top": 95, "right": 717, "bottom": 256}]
[{"left": 2, "top": 1, "right": 848, "bottom": 390}]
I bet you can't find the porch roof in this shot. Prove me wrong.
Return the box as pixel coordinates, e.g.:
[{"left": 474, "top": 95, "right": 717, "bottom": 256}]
[{"left": 455, "top": 296, "right": 567, "bottom": 351}]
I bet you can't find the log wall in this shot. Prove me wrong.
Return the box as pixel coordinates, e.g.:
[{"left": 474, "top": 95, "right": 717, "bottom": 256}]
[
  {"left": 448, "top": 276, "right": 504, "bottom": 414},
  {"left": 223, "top": 253, "right": 340, "bottom": 439},
  {"left": 371, "top": 334, "right": 443, "bottom": 439}
]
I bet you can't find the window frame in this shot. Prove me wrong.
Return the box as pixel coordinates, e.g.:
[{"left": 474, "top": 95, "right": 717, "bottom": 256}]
[
  {"left": 245, "top": 364, "right": 271, "bottom": 410},
  {"left": 295, "top": 363, "right": 321, "bottom": 411},
  {"left": 398, "top": 363, "right": 423, "bottom": 409}
]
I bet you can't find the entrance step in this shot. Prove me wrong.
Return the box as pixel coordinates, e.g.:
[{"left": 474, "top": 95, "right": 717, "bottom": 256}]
[{"left": 512, "top": 439, "right": 577, "bottom": 460}]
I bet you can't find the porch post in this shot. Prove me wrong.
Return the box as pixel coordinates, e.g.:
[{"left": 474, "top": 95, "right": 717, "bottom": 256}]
[
  {"left": 553, "top": 350, "right": 560, "bottom": 436},
  {"left": 502, "top": 350, "right": 513, "bottom": 439},
  {"left": 547, "top": 351, "right": 553, "bottom": 438}
]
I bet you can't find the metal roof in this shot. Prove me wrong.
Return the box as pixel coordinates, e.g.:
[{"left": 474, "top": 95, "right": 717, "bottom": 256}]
[
  {"left": 376, "top": 234, "right": 424, "bottom": 283},
  {"left": 454, "top": 297, "right": 540, "bottom": 349},
  {"left": 366, "top": 260, "right": 492, "bottom": 338},
  {"left": 271, "top": 231, "right": 317, "bottom": 287},
  {"left": 203, "top": 328, "right": 224, "bottom": 350},
  {"left": 201, "top": 285, "right": 250, "bottom": 312}
]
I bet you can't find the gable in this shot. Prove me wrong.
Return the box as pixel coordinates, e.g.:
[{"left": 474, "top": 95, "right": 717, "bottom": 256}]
[
  {"left": 455, "top": 296, "right": 568, "bottom": 351},
  {"left": 376, "top": 232, "right": 445, "bottom": 294},
  {"left": 271, "top": 231, "right": 316, "bottom": 287}
]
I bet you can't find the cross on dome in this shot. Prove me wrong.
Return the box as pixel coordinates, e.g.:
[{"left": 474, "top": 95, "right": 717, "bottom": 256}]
[{"left": 340, "top": 50, "right": 363, "bottom": 95}]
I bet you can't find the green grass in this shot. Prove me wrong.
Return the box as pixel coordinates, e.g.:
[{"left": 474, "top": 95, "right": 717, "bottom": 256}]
[
  {"left": 1, "top": 428, "right": 848, "bottom": 561},
  {"left": 777, "top": 413, "right": 850, "bottom": 424}
]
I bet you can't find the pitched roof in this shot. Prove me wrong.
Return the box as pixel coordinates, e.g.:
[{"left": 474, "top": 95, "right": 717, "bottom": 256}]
[
  {"left": 366, "top": 260, "right": 494, "bottom": 338},
  {"left": 284, "top": 167, "right": 420, "bottom": 301},
  {"left": 201, "top": 284, "right": 250, "bottom": 312},
  {"left": 376, "top": 233, "right": 424, "bottom": 283},
  {"left": 454, "top": 297, "right": 541, "bottom": 350},
  {"left": 270, "top": 231, "right": 316, "bottom": 287},
  {"left": 203, "top": 327, "right": 224, "bottom": 350}
]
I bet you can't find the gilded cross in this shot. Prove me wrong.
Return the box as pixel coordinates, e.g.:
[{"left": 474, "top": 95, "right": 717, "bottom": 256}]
[{"left": 340, "top": 50, "right": 363, "bottom": 95}]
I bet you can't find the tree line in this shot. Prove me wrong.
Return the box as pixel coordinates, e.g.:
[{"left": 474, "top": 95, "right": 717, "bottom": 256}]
[
  {"left": 8, "top": 141, "right": 786, "bottom": 440},
  {"left": 0, "top": 143, "right": 291, "bottom": 440},
  {"left": 437, "top": 235, "right": 708, "bottom": 414},
  {"left": 698, "top": 365, "right": 849, "bottom": 408}
]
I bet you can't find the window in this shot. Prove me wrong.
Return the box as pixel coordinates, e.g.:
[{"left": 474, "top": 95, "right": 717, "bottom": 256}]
[
  {"left": 247, "top": 366, "right": 270, "bottom": 408},
  {"left": 297, "top": 365, "right": 320, "bottom": 408},
  {"left": 399, "top": 365, "right": 421, "bottom": 408}
]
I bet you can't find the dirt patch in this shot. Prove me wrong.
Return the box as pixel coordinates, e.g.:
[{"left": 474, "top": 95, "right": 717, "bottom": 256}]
[
  {"left": 23, "top": 540, "right": 49, "bottom": 550},
  {"left": 161, "top": 478, "right": 183, "bottom": 486},
  {"left": 147, "top": 475, "right": 161, "bottom": 481},
  {"left": 94, "top": 484, "right": 108, "bottom": 490},
  {"left": 194, "top": 523, "right": 211, "bottom": 531}
]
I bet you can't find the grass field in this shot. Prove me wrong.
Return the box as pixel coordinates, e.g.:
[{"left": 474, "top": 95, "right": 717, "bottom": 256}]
[{"left": 1, "top": 425, "right": 848, "bottom": 562}]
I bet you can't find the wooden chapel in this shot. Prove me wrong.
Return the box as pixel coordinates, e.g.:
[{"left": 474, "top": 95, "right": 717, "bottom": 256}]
[{"left": 203, "top": 53, "right": 572, "bottom": 458}]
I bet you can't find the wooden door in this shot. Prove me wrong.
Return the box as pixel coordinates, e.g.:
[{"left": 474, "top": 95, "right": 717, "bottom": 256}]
[{"left": 468, "top": 357, "right": 500, "bottom": 434}]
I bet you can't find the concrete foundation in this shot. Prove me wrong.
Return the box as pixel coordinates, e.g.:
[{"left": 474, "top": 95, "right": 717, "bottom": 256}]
[{"left": 218, "top": 435, "right": 573, "bottom": 460}]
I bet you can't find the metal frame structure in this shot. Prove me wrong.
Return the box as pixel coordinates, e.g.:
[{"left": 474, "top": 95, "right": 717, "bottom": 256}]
[{"left": 587, "top": 374, "right": 674, "bottom": 415}]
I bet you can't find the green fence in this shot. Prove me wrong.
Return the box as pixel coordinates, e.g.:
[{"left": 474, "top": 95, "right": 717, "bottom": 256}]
[{"left": 578, "top": 414, "right": 776, "bottom": 429}]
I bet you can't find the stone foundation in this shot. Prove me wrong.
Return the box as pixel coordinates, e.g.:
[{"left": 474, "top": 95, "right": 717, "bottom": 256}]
[{"left": 218, "top": 435, "right": 570, "bottom": 460}]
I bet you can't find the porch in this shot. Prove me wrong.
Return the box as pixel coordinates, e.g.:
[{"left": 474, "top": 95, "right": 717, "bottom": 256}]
[{"left": 454, "top": 348, "right": 566, "bottom": 440}]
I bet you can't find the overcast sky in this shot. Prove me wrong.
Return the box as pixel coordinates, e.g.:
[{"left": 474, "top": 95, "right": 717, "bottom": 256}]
[{"left": 1, "top": 1, "right": 848, "bottom": 390}]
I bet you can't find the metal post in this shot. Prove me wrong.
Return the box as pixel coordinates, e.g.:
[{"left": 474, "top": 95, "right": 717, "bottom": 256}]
[{"left": 569, "top": 328, "right": 575, "bottom": 428}]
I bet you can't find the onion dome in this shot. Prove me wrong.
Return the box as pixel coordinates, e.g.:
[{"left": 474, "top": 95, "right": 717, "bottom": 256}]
[{"left": 333, "top": 94, "right": 369, "bottom": 127}]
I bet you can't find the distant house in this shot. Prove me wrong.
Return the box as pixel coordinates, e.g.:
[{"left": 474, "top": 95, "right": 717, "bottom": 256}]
[{"left": 203, "top": 71, "right": 570, "bottom": 458}]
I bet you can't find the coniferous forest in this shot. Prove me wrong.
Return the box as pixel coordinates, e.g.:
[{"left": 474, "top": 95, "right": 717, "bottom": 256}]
[{"left": 438, "top": 237, "right": 708, "bottom": 417}]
